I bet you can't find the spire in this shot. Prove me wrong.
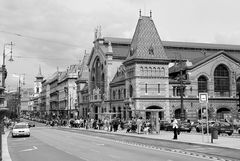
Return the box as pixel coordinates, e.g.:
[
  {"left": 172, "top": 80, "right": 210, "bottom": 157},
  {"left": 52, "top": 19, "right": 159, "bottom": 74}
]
[
  {"left": 125, "top": 13, "right": 168, "bottom": 62},
  {"left": 36, "top": 65, "right": 43, "bottom": 79}
]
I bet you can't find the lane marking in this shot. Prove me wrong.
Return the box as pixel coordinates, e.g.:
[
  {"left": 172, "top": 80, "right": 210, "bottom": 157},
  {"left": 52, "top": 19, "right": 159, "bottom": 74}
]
[
  {"left": 90, "top": 149, "right": 100, "bottom": 153},
  {"left": 96, "top": 143, "right": 104, "bottom": 146},
  {"left": 19, "top": 146, "right": 38, "bottom": 152},
  {"left": 108, "top": 154, "right": 121, "bottom": 159}
]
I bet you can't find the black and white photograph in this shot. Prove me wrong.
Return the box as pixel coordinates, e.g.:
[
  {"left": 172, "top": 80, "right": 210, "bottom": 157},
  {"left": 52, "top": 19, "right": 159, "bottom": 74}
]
[{"left": 0, "top": 0, "right": 240, "bottom": 161}]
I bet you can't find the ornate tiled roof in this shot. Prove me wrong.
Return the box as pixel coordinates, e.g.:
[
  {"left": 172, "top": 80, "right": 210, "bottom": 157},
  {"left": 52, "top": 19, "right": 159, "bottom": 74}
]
[
  {"left": 111, "top": 65, "right": 126, "bottom": 85},
  {"left": 125, "top": 16, "right": 167, "bottom": 61}
]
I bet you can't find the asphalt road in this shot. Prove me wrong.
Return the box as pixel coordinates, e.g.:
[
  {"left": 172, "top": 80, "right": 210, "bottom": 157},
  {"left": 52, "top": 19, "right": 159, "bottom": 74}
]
[{"left": 7, "top": 126, "right": 216, "bottom": 161}]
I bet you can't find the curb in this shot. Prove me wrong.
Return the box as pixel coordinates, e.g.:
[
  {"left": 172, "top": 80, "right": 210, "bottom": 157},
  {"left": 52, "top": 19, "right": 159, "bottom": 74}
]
[
  {"left": 64, "top": 127, "right": 240, "bottom": 151},
  {"left": 2, "top": 130, "right": 12, "bottom": 161}
]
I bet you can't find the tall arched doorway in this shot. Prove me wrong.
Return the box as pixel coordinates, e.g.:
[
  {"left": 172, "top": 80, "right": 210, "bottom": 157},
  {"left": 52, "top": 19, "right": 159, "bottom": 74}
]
[{"left": 217, "top": 107, "right": 230, "bottom": 120}]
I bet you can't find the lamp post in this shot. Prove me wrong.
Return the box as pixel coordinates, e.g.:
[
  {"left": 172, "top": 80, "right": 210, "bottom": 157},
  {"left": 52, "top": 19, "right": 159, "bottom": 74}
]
[
  {"left": 178, "top": 58, "right": 185, "bottom": 121},
  {"left": 0, "top": 42, "right": 14, "bottom": 161}
]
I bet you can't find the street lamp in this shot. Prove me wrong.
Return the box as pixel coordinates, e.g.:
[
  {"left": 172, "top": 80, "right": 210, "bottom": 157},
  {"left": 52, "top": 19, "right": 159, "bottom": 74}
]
[{"left": 2, "top": 42, "right": 14, "bottom": 88}]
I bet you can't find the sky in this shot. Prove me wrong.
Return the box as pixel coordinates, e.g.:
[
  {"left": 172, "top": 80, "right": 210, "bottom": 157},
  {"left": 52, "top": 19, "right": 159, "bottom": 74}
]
[{"left": 1, "top": 0, "right": 240, "bottom": 91}]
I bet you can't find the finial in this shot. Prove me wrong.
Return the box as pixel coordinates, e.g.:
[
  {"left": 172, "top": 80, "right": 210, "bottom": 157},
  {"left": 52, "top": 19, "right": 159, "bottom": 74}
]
[
  {"left": 150, "top": 10, "right": 152, "bottom": 18},
  {"left": 38, "top": 65, "right": 42, "bottom": 75},
  {"left": 94, "top": 28, "right": 98, "bottom": 40},
  {"left": 139, "top": 9, "right": 142, "bottom": 17},
  {"left": 98, "top": 25, "right": 102, "bottom": 38}
]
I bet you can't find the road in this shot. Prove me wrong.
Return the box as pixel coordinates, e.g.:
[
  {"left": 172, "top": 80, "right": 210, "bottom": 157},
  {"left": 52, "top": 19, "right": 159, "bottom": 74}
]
[{"left": 7, "top": 126, "right": 215, "bottom": 161}]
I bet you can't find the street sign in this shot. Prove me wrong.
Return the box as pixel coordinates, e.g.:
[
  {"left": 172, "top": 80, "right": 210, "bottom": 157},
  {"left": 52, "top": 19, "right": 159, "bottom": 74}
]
[{"left": 199, "top": 93, "right": 208, "bottom": 103}]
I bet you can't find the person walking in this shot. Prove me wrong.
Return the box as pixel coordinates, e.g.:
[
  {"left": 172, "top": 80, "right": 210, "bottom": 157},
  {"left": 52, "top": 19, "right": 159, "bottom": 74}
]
[
  {"left": 136, "top": 117, "right": 143, "bottom": 134},
  {"left": 172, "top": 118, "right": 179, "bottom": 140}
]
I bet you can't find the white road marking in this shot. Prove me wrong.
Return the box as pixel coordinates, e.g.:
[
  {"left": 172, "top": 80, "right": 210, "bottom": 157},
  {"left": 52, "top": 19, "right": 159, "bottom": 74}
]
[
  {"left": 90, "top": 149, "right": 100, "bottom": 153},
  {"left": 108, "top": 154, "right": 121, "bottom": 159},
  {"left": 19, "top": 146, "right": 38, "bottom": 152},
  {"left": 96, "top": 143, "right": 104, "bottom": 146}
]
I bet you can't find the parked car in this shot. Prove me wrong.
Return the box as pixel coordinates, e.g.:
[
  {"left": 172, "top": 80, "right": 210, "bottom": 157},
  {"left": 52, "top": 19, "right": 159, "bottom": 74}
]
[
  {"left": 196, "top": 121, "right": 215, "bottom": 133},
  {"left": 179, "top": 121, "right": 192, "bottom": 132},
  {"left": 160, "top": 120, "right": 171, "bottom": 130},
  {"left": 12, "top": 123, "right": 30, "bottom": 137},
  {"left": 213, "top": 122, "right": 234, "bottom": 136},
  {"left": 27, "top": 121, "right": 35, "bottom": 128},
  {"left": 164, "top": 120, "right": 191, "bottom": 132},
  {"left": 196, "top": 121, "right": 233, "bottom": 136}
]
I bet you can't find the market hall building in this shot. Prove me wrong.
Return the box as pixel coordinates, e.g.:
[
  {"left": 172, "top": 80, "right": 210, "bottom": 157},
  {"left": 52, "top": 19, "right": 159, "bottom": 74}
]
[{"left": 78, "top": 12, "right": 240, "bottom": 126}]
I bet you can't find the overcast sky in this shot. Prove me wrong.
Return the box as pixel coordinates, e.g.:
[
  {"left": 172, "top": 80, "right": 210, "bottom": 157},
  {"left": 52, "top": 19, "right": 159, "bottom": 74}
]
[{"left": 1, "top": 0, "right": 240, "bottom": 91}]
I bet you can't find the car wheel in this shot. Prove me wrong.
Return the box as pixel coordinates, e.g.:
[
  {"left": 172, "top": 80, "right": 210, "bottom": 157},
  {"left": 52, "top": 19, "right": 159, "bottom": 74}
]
[
  {"left": 228, "top": 133, "right": 232, "bottom": 136},
  {"left": 187, "top": 130, "right": 191, "bottom": 133},
  {"left": 12, "top": 134, "right": 14, "bottom": 138}
]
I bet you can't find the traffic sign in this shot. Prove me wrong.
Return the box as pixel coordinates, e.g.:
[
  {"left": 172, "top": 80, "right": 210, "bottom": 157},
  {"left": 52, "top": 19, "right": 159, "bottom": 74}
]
[{"left": 199, "top": 93, "right": 208, "bottom": 103}]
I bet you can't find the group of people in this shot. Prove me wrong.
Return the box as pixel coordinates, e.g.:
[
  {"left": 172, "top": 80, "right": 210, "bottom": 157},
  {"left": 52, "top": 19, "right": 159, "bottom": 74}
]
[{"left": 44, "top": 116, "right": 180, "bottom": 139}]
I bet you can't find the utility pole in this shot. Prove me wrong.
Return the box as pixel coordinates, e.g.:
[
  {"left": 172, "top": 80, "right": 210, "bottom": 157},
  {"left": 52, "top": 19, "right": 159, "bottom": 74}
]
[{"left": 18, "top": 76, "right": 21, "bottom": 118}]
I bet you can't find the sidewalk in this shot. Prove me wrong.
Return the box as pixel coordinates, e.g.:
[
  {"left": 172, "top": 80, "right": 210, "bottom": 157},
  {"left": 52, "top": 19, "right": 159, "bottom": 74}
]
[
  {"left": 2, "top": 129, "right": 12, "bottom": 161},
  {"left": 73, "top": 127, "right": 240, "bottom": 150}
]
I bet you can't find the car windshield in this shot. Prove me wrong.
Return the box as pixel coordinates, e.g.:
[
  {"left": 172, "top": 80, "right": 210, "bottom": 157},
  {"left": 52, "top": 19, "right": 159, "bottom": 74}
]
[{"left": 14, "top": 124, "right": 28, "bottom": 129}]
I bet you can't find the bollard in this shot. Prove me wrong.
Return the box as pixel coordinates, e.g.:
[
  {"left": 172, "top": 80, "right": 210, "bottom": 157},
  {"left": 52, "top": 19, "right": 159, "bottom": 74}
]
[{"left": 211, "top": 128, "right": 218, "bottom": 143}]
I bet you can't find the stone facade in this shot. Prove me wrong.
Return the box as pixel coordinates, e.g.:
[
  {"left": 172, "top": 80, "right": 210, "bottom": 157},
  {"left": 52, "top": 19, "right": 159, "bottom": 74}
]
[{"left": 77, "top": 14, "right": 240, "bottom": 123}]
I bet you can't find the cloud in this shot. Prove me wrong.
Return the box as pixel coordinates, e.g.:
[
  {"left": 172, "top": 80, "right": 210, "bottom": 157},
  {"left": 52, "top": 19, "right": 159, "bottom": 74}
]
[{"left": 1, "top": 0, "right": 240, "bottom": 89}]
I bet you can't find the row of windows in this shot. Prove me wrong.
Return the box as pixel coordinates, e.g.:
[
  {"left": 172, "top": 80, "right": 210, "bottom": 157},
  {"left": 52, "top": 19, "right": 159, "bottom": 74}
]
[
  {"left": 111, "top": 64, "right": 237, "bottom": 99},
  {"left": 112, "top": 89, "right": 126, "bottom": 100},
  {"left": 140, "top": 66, "right": 166, "bottom": 76}
]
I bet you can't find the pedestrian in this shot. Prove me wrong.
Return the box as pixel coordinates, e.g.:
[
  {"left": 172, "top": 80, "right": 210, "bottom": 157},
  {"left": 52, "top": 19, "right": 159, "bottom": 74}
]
[
  {"left": 172, "top": 118, "right": 179, "bottom": 140},
  {"left": 136, "top": 117, "right": 143, "bottom": 134}
]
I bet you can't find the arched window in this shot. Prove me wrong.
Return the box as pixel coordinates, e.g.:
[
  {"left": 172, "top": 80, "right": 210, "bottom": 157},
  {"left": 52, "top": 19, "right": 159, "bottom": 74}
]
[
  {"left": 145, "top": 67, "right": 148, "bottom": 76},
  {"left": 161, "top": 67, "right": 165, "bottom": 76},
  {"left": 153, "top": 67, "right": 156, "bottom": 77},
  {"left": 198, "top": 76, "right": 208, "bottom": 93},
  {"left": 113, "top": 91, "right": 116, "bottom": 100},
  {"left": 101, "top": 73, "right": 105, "bottom": 97},
  {"left": 129, "top": 85, "right": 133, "bottom": 98},
  {"left": 214, "top": 64, "right": 230, "bottom": 97},
  {"left": 118, "top": 89, "right": 121, "bottom": 99},
  {"left": 140, "top": 66, "right": 143, "bottom": 74},
  {"left": 237, "top": 77, "right": 240, "bottom": 93},
  {"left": 145, "top": 83, "right": 148, "bottom": 94},
  {"left": 149, "top": 67, "right": 152, "bottom": 76}
]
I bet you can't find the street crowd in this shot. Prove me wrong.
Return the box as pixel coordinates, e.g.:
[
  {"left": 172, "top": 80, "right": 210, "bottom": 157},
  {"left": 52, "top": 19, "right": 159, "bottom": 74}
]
[{"left": 45, "top": 117, "right": 157, "bottom": 135}]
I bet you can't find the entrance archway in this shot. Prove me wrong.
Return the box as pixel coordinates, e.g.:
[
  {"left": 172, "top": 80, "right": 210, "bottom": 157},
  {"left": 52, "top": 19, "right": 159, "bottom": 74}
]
[
  {"left": 217, "top": 107, "right": 230, "bottom": 120},
  {"left": 146, "top": 106, "right": 164, "bottom": 120}
]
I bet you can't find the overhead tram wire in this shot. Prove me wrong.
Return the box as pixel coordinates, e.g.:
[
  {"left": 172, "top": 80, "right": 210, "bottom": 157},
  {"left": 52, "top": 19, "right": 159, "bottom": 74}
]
[{"left": 0, "top": 30, "right": 82, "bottom": 48}]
